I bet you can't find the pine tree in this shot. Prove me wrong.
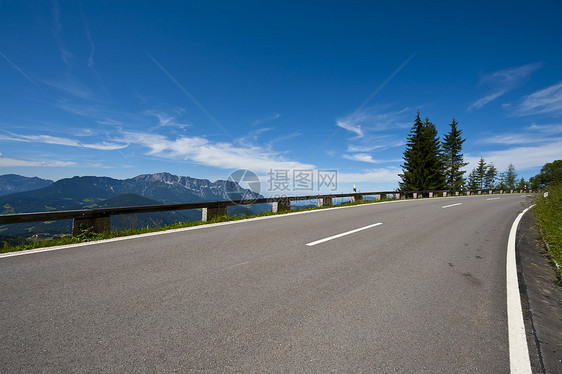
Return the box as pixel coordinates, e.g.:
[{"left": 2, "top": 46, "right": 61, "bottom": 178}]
[
  {"left": 442, "top": 118, "right": 468, "bottom": 190},
  {"left": 420, "top": 117, "right": 446, "bottom": 190},
  {"left": 399, "top": 111, "right": 425, "bottom": 191},
  {"left": 475, "top": 157, "right": 487, "bottom": 189},
  {"left": 467, "top": 169, "right": 479, "bottom": 190},
  {"left": 504, "top": 163, "right": 518, "bottom": 189},
  {"left": 399, "top": 111, "right": 445, "bottom": 191},
  {"left": 484, "top": 163, "right": 497, "bottom": 189}
]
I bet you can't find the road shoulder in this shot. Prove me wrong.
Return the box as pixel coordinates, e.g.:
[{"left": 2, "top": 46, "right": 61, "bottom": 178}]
[{"left": 517, "top": 211, "right": 562, "bottom": 373}]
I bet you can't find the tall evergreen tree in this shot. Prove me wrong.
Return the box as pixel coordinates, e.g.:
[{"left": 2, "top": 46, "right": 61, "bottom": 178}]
[
  {"left": 442, "top": 118, "right": 468, "bottom": 189},
  {"left": 484, "top": 163, "right": 497, "bottom": 189},
  {"left": 504, "top": 163, "right": 518, "bottom": 189},
  {"left": 474, "top": 157, "right": 487, "bottom": 189},
  {"left": 399, "top": 111, "right": 445, "bottom": 191},
  {"left": 399, "top": 111, "right": 425, "bottom": 191},
  {"left": 420, "top": 117, "right": 446, "bottom": 190},
  {"left": 467, "top": 169, "right": 479, "bottom": 190}
]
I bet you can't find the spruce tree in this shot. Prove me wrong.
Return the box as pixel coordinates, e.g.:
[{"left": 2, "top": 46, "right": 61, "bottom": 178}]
[
  {"left": 504, "top": 163, "right": 518, "bottom": 189},
  {"left": 399, "top": 111, "right": 445, "bottom": 191},
  {"left": 467, "top": 169, "right": 479, "bottom": 190},
  {"left": 420, "top": 117, "right": 446, "bottom": 190},
  {"left": 399, "top": 111, "right": 425, "bottom": 191},
  {"left": 475, "top": 157, "right": 487, "bottom": 189},
  {"left": 484, "top": 163, "right": 497, "bottom": 189},
  {"left": 442, "top": 118, "right": 468, "bottom": 190}
]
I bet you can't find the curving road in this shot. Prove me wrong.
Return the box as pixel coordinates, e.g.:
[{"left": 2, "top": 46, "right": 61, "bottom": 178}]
[{"left": 0, "top": 194, "right": 533, "bottom": 373}]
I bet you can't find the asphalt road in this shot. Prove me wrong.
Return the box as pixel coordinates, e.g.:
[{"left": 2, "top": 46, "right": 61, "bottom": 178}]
[{"left": 0, "top": 194, "right": 533, "bottom": 373}]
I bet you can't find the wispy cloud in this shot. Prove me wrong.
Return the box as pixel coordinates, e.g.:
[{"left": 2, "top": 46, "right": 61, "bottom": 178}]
[
  {"left": 44, "top": 80, "right": 95, "bottom": 100},
  {"left": 480, "top": 133, "right": 561, "bottom": 145},
  {"left": 526, "top": 123, "right": 562, "bottom": 133},
  {"left": 338, "top": 167, "right": 402, "bottom": 184},
  {"left": 122, "top": 131, "right": 314, "bottom": 173},
  {"left": 480, "top": 63, "right": 542, "bottom": 85},
  {"left": 80, "top": 6, "right": 96, "bottom": 69},
  {"left": 467, "top": 90, "right": 506, "bottom": 111},
  {"left": 0, "top": 133, "right": 127, "bottom": 151},
  {"left": 342, "top": 153, "right": 377, "bottom": 163},
  {"left": 252, "top": 113, "right": 280, "bottom": 126},
  {"left": 336, "top": 117, "right": 364, "bottom": 138},
  {"left": 468, "top": 63, "right": 542, "bottom": 111},
  {"left": 0, "top": 153, "right": 75, "bottom": 167},
  {"left": 517, "top": 81, "right": 562, "bottom": 116},
  {"left": 0, "top": 51, "right": 34, "bottom": 83},
  {"left": 465, "top": 140, "right": 562, "bottom": 172},
  {"left": 144, "top": 110, "right": 191, "bottom": 129},
  {"left": 336, "top": 107, "right": 411, "bottom": 139},
  {"left": 51, "top": 0, "right": 73, "bottom": 66},
  {"left": 342, "top": 153, "right": 401, "bottom": 164}
]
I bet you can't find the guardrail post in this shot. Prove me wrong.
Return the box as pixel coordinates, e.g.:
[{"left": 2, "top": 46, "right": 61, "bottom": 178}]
[
  {"left": 478, "top": 190, "right": 482, "bottom": 195},
  {"left": 413, "top": 192, "right": 418, "bottom": 199},
  {"left": 317, "top": 197, "right": 333, "bottom": 207},
  {"left": 455, "top": 191, "right": 460, "bottom": 196},
  {"left": 395, "top": 193, "right": 401, "bottom": 199},
  {"left": 202, "top": 206, "right": 227, "bottom": 221},
  {"left": 72, "top": 215, "right": 111, "bottom": 236},
  {"left": 375, "top": 194, "right": 381, "bottom": 201},
  {"left": 467, "top": 191, "right": 471, "bottom": 196},
  {"left": 510, "top": 189, "right": 514, "bottom": 194},
  {"left": 272, "top": 200, "right": 291, "bottom": 213},
  {"left": 350, "top": 194, "right": 363, "bottom": 203},
  {"left": 442, "top": 191, "right": 447, "bottom": 197},
  {"left": 429, "top": 192, "right": 434, "bottom": 198}
]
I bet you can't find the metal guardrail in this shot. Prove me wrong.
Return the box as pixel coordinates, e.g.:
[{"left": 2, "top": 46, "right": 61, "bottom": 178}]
[{"left": 0, "top": 188, "right": 533, "bottom": 235}]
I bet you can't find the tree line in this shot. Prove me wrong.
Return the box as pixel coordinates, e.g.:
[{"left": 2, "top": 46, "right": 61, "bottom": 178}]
[{"left": 398, "top": 110, "right": 561, "bottom": 191}]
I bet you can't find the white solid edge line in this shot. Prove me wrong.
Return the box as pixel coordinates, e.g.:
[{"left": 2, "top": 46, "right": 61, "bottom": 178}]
[
  {"left": 306, "top": 222, "right": 383, "bottom": 246},
  {"left": 487, "top": 197, "right": 501, "bottom": 201},
  {"left": 506, "top": 205, "right": 534, "bottom": 374},
  {"left": 441, "top": 203, "right": 462, "bottom": 208}
]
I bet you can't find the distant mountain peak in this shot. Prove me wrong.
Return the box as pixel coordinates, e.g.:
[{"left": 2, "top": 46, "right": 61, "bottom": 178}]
[{"left": 0, "top": 174, "right": 53, "bottom": 196}]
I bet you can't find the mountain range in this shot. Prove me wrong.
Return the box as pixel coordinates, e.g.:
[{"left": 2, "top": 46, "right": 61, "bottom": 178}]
[
  {"left": 0, "top": 172, "right": 267, "bottom": 239},
  {"left": 0, "top": 174, "right": 53, "bottom": 196}
]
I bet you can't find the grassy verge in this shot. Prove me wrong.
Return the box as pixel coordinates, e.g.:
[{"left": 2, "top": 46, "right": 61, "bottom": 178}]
[
  {"left": 533, "top": 182, "right": 562, "bottom": 274},
  {"left": 1, "top": 197, "right": 395, "bottom": 254}
]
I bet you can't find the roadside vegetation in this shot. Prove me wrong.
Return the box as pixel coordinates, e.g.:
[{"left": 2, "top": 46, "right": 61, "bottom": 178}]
[{"left": 533, "top": 179, "right": 562, "bottom": 277}]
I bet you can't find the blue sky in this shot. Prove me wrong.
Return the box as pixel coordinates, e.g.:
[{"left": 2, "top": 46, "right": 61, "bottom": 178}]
[{"left": 1, "top": 1, "right": 561, "bottom": 194}]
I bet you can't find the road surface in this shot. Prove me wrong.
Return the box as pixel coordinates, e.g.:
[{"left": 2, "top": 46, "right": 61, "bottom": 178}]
[{"left": 0, "top": 194, "right": 533, "bottom": 373}]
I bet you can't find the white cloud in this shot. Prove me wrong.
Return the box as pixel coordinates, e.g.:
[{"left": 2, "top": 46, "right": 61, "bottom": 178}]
[
  {"left": 481, "top": 133, "right": 561, "bottom": 145},
  {"left": 347, "top": 144, "right": 386, "bottom": 153},
  {"left": 526, "top": 123, "right": 562, "bottom": 133},
  {"left": 469, "top": 63, "right": 542, "bottom": 111},
  {"left": 0, "top": 133, "right": 128, "bottom": 151},
  {"left": 481, "top": 63, "right": 542, "bottom": 85},
  {"left": 518, "top": 81, "right": 562, "bottom": 116},
  {"left": 336, "top": 118, "right": 364, "bottom": 138},
  {"left": 338, "top": 167, "right": 402, "bottom": 184},
  {"left": 465, "top": 140, "right": 562, "bottom": 171},
  {"left": 468, "top": 90, "right": 506, "bottom": 111},
  {"left": 0, "top": 154, "right": 75, "bottom": 167},
  {"left": 252, "top": 113, "right": 280, "bottom": 126},
  {"left": 342, "top": 153, "right": 378, "bottom": 163},
  {"left": 122, "top": 131, "right": 314, "bottom": 173},
  {"left": 336, "top": 107, "right": 411, "bottom": 139}
]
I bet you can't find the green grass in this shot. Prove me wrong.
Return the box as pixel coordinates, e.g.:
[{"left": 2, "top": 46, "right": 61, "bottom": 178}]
[
  {"left": 0, "top": 197, "right": 399, "bottom": 254},
  {"left": 534, "top": 182, "right": 562, "bottom": 275}
]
